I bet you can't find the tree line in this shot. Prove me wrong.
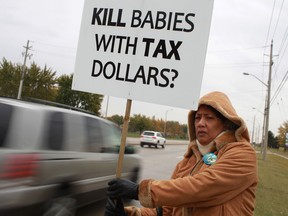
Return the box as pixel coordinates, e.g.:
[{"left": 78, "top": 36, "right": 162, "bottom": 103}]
[
  {"left": 107, "top": 114, "right": 188, "bottom": 139},
  {"left": 0, "top": 58, "right": 287, "bottom": 145},
  {"left": 0, "top": 58, "right": 103, "bottom": 115}
]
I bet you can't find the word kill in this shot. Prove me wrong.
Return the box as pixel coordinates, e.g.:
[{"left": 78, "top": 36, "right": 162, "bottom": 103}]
[
  {"left": 95, "top": 34, "right": 182, "bottom": 60},
  {"left": 91, "top": 8, "right": 195, "bottom": 32}
]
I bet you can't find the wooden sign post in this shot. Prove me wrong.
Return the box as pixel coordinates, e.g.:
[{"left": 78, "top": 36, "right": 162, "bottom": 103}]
[{"left": 116, "top": 99, "right": 132, "bottom": 178}]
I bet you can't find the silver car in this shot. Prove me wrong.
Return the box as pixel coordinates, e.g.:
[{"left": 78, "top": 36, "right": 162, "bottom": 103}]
[{"left": 0, "top": 97, "right": 141, "bottom": 215}]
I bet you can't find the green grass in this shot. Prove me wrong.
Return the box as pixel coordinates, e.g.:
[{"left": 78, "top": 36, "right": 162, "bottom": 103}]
[
  {"left": 255, "top": 153, "right": 288, "bottom": 216},
  {"left": 127, "top": 132, "right": 141, "bottom": 138}
]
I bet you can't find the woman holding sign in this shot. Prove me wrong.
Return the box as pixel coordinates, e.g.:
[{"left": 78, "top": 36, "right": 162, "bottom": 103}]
[{"left": 105, "top": 91, "right": 258, "bottom": 216}]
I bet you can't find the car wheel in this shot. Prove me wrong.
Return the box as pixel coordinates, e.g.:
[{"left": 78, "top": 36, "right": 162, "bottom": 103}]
[
  {"left": 140, "top": 143, "right": 144, "bottom": 147},
  {"left": 44, "top": 182, "right": 76, "bottom": 216},
  {"left": 44, "top": 197, "right": 76, "bottom": 216},
  {"left": 162, "top": 144, "right": 165, "bottom": 149}
]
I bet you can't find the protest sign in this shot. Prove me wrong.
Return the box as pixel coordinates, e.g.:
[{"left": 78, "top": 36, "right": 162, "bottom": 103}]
[{"left": 73, "top": 0, "right": 214, "bottom": 110}]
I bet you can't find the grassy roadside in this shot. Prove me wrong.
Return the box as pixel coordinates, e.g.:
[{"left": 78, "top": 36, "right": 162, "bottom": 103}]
[
  {"left": 254, "top": 153, "right": 288, "bottom": 216},
  {"left": 127, "top": 132, "right": 141, "bottom": 138}
]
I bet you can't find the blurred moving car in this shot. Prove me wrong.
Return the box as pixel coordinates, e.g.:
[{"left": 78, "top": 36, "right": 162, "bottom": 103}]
[
  {"left": 140, "top": 131, "right": 166, "bottom": 148},
  {"left": 0, "top": 97, "right": 141, "bottom": 215}
]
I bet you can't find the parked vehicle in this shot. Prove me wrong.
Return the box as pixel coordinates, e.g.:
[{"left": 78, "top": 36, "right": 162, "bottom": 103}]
[
  {"left": 140, "top": 131, "right": 166, "bottom": 148},
  {"left": 0, "top": 97, "right": 141, "bottom": 215}
]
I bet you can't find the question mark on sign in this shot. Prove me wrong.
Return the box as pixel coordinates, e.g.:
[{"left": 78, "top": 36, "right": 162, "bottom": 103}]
[{"left": 170, "top": 69, "right": 179, "bottom": 88}]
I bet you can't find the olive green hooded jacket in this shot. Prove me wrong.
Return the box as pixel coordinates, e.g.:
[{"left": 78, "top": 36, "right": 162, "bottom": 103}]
[{"left": 126, "top": 91, "right": 258, "bottom": 216}]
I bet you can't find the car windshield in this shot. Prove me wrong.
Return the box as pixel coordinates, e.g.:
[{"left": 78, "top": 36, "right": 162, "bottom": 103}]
[{"left": 143, "top": 132, "right": 155, "bottom": 136}]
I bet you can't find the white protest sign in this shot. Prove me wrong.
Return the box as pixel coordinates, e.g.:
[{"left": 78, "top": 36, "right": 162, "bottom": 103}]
[{"left": 72, "top": 0, "right": 214, "bottom": 110}]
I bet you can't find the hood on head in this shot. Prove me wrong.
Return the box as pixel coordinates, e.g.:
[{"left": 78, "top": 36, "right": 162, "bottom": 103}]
[{"left": 188, "top": 91, "right": 250, "bottom": 143}]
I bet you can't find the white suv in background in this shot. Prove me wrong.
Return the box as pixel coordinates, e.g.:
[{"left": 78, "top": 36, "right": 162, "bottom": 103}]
[{"left": 140, "top": 131, "right": 166, "bottom": 148}]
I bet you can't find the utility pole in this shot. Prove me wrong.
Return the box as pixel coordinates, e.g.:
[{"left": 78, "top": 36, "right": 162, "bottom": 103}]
[
  {"left": 263, "top": 40, "right": 273, "bottom": 160},
  {"left": 17, "top": 40, "right": 32, "bottom": 100},
  {"left": 261, "top": 96, "right": 267, "bottom": 154}
]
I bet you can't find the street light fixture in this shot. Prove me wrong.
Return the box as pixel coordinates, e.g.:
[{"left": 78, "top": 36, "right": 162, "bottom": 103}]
[
  {"left": 164, "top": 109, "right": 173, "bottom": 137},
  {"left": 252, "top": 107, "right": 264, "bottom": 115},
  {"left": 243, "top": 73, "right": 268, "bottom": 87}
]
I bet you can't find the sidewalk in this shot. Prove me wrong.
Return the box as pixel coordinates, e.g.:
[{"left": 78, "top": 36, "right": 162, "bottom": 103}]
[
  {"left": 255, "top": 150, "right": 288, "bottom": 160},
  {"left": 270, "top": 152, "right": 288, "bottom": 160}
]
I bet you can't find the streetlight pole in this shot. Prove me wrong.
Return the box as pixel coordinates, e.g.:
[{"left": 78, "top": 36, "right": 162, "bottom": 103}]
[
  {"left": 164, "top": 109, "right": 173, "bottom": 137},
  {"left": 243, "top": 40, "right": 273, "bottom": 160}
]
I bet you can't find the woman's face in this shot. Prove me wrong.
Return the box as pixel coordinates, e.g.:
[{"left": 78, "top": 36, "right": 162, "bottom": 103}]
[{"left": 195, "top": 105, "right": 226, "bottom": 145}]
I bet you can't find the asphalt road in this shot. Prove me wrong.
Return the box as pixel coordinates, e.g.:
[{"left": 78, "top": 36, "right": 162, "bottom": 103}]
[
  {"left": 76, "top": 144, "right": 188, "bottom": 216},
  {"left": 127, "top": 137, "right": 189, "bottom": 146}
]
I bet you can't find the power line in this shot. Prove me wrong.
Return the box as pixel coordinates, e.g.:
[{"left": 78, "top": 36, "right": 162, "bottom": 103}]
[
  {"left": 206, "top": 45, "right": 269, "bottom": 69},
  {"left": 274, "top": 30, "right": 288, "bottom": 73},
  {"left": 271, "top": 0, "right": 285, "bottom": 39},
  {"left": 206, "top": 62, "right": 265, "bottom": 68},
  {"left": 264, "top": 0, "right": 277, "bottom": 47},
  {"left": 208, "top": 45, "right": 267, "bottom": 53},
  {"left": 278, "top": 24, "right": 288, "bottom": 55},
  {"left": 35, "top": 49, "right": 75, "bottom": 58},
  {"left": 266, "top": 0, "right": 288, "bottom": 87},
  {"left": 35, "top": 41, "right": 76, "bottom": 50},
  {"left": 270, "top": 70, "right": 288, "bottom": 105},
  {"left": 262, "top": 0, "right": 277, "bottom": 87}
]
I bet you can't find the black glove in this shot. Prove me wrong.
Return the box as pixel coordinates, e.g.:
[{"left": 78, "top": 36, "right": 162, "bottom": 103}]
[
  {"left": 156, "top": 207, "right": 163, "bottom": 216},
  {"left": 107, "top": 179, "right": 139, "bottom": 200},
  {"left": 105, "top": 198, "right": 127, "bottom": 216}
]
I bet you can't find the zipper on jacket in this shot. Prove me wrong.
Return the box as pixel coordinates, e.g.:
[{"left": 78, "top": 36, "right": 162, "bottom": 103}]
[{"left": 190, "top": 159, "right": 203, "bottom": 176}]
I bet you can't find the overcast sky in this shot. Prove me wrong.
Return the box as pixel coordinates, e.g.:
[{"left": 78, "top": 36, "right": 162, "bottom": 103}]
[{"left": 1, "top": 0, "right": 288, "bottom": 139}]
